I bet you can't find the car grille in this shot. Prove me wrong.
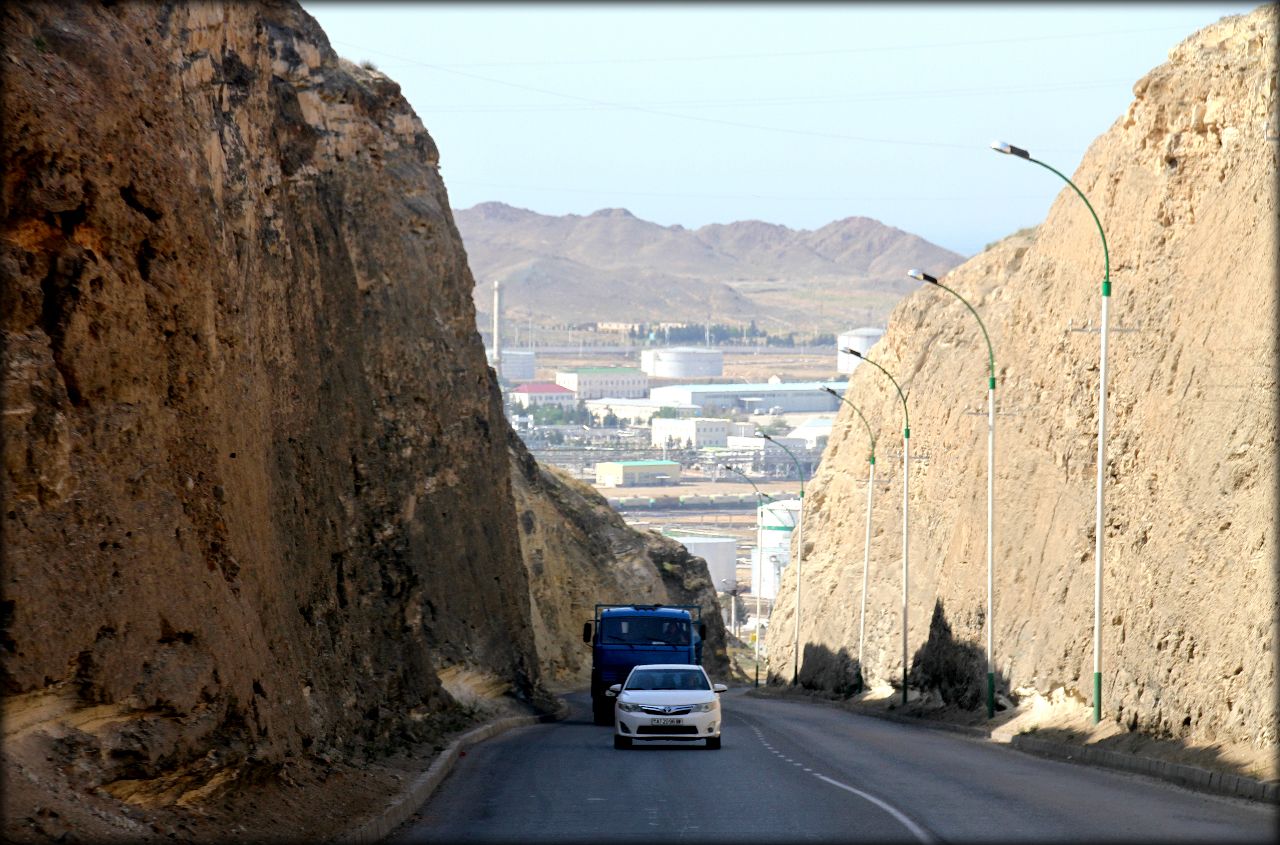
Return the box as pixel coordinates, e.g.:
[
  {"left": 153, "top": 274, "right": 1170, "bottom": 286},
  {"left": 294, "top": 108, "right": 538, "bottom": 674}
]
[
  {"left": 638, "top": 705, "right": 692, "bottom": 715},
  {"left": 637, "top": 725, "right": 699, "bottom": 735}
]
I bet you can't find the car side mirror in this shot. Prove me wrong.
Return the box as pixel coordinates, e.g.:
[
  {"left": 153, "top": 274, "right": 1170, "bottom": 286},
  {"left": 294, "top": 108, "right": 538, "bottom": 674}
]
[
  {"left": 713, "top": 684, "right": 727, "bottom": 693},
  {"left": 606, "top": 684, "right": 621, "bottom": 697},
  {"left": 582, "top": 622, "right": 592, "bottom": 644}
]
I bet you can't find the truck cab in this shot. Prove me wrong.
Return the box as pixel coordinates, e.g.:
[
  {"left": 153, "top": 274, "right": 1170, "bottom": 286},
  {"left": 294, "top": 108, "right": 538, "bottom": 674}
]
[{"left": 583, "top": 604, "right": 706, "bottom": 725}]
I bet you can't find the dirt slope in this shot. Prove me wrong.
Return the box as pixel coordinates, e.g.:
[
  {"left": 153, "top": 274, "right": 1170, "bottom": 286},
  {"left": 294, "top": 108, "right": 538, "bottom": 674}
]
[{"left": 767, "top": 4, "right": 1276, "bottom": 759}]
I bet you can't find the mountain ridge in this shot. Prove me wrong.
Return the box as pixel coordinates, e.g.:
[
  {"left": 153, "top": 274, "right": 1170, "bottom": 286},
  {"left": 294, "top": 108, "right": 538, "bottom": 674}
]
[{"left": 456, "top": 202, "right": 966, "bottom": 331}]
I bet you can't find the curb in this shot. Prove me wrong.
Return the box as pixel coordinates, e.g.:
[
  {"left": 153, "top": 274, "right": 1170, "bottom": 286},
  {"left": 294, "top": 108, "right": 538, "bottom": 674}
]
[
  {"left": 335, "top": 699, "right": 570, "bottom": 844},
  {"left": 1009, "top": 734, "right": 1279, "bottom": 805},
  {"left": 745, "top": 686, "right": 1277, "bottom": 805}
]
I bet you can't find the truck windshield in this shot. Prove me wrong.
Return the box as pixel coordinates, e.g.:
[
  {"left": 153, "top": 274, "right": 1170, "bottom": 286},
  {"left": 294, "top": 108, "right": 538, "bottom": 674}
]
[
  {"left": 625, "top": 668, "right": 710, "bottom": 691},
  {"left": 601, "top": 617, "right": 690, "bottom": 646}
]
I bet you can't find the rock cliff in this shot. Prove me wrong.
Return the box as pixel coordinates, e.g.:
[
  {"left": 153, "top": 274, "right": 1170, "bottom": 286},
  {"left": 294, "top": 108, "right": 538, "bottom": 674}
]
[
  {"left": 2, "top": 0, "right": 555, "bottom": 835},
  {"left": 768, "top": 5, "right": 1276, "bottom": 757},
  {"left": 508, "top": 434, "right": 730, "bottom": 686}
]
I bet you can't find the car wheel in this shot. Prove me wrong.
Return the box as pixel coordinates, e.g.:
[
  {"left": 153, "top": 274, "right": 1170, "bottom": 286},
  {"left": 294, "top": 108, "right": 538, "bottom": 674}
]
[
  {"left": 705, "top": 736, "right": 721, "bottom": 750},
  {"left": 614, "top": 735, "right": 632, "bottom": 750},
  {"left": 592, "top": 700, "right": 612, "bottom": 726}
]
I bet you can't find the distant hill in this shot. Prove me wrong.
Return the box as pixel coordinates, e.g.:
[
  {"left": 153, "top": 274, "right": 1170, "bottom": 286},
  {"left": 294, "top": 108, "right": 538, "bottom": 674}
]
[{"left": 455, "top": 202, "right": 966, "bottom": 335}]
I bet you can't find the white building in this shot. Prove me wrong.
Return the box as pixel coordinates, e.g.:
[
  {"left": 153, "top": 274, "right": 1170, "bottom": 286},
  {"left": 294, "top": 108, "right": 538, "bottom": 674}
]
[
  {"left": 508, "top": 382, "right": 576, "bottom": 409},
  {"left": 726, "top": 434, "right": 808, "bottom": 454},
  {"left": 584, "top": 397, "right": 699, "bottom": 424},
  {"left": 730, "top": 421, "right": 758, "bottom": 437},
  {"left": 665, "top": 532, "right": 738, "bottom": 591},
  {"left": 651, "top": 417, "right": 731, "bottom": 449},
  {"left": 640, "top": 347, "right": 724, "bottom": 378},
  {"left": 649, "top": 381, "right": 847, "bottom": 414},
  {"left": 492, "top": 349, "right": 535, "bottom": 382},
  {"left": 836, "top": 327, "right": 885, "bottom": 374},
  {"left": 786, "top": 416, "right": 834, "bottom": 449},
  {"left": 750, "top": 499, "right": 801, "bottom": 599},
  {"left": 555, "top": 367, "right": 648, "bottom": 400}
]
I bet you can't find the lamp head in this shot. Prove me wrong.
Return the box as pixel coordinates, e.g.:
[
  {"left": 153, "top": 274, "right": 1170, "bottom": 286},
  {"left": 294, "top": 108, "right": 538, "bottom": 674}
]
[
  {"left": 990, "top": 140, "right": 1030, "bottom": 159},
  {"left": 760, "top": 433, "right": 774, "bottom": 442},
  {"left": 907, "top": 268, "right": 938, "bottom": 284},
  {"left": 840, "top": 347, "right": 864, "bottom": 359}
]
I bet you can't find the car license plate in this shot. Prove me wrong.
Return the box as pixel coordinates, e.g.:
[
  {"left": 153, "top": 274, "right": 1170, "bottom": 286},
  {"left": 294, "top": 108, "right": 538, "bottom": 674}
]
[{"left": 650, "top": 718, "right": 683, "bottom": 726}]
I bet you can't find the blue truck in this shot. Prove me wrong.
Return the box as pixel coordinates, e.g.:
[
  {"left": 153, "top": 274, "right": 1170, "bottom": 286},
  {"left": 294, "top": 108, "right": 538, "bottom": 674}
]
[{"left": 583, "top": 603, "right": 706, "bottom": 725}]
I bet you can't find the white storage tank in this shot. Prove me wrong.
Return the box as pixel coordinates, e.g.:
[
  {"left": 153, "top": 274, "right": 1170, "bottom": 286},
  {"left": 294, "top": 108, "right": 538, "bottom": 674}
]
[
  {"left": 665, "top": 532, "right": 738, "bottom": 591},
  {"left": 836, "top": 327, "right": 884, "bottom": 374},
  {"left": 750, "top": 499, "right": 801, "bottom": 599},
  {"left": 641, "top": 347, "right": 724, "bottom": 378}
]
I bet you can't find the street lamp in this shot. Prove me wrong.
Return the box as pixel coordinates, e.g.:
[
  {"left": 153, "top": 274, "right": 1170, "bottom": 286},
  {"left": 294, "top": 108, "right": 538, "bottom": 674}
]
[
  {"left": 721, "top": 464, "right": 774, "bottom": 687},
  {"left": 909, "top": 268, "right": 998, "bottom": 719},
  {"left": 842, "top": 348, "right": 911, "bottom": 705},
  {"left": 760, "top": 433, "right": 805, "bottom": 685},
  {"left": 992, "top": 140, "right": 1111, "bottom": 724},
  {"left": 820, "top": 386, "right": 877, "bottom": 680}
]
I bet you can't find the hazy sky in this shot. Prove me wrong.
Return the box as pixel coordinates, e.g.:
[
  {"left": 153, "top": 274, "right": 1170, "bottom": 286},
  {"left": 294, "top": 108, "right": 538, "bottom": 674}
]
[{"left": 301, "top": 2, "right": 1257, "bottom": 256}]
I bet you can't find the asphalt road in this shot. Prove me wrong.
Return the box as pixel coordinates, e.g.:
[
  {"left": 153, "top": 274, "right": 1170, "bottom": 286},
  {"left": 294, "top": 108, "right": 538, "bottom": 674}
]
[{"left": 390, "top": 689, "right": 1276, "bottom": 844}]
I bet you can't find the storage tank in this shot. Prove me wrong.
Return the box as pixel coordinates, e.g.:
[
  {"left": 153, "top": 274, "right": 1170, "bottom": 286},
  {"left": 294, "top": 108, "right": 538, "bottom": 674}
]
[
  {"left": 641, "top": 347, "right": 724, "bottom": 378},
  {"left": 750, "top": 499, "right": 801, "bottom": 599},
  {"left": 665, "top": 533, "right": 738, "bottom": 591},
  {"left": 836, "top": 327, "right": 885, "bottom": 374}
]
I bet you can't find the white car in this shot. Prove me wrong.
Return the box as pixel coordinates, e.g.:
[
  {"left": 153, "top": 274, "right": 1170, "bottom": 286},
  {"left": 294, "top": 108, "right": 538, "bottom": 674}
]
[{"left": 607, "top": 663, "right": 727, "bottom": 750}]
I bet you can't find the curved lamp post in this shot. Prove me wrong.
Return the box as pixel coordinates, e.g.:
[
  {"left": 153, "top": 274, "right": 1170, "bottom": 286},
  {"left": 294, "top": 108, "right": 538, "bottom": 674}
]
[
  {"left": 842, "top": 349, "right": 910, "bottom": 705},
  {"left": 760, "top": 433, "right": 805, "bottom": 685},
  {"left": 721, "top": 464, "right": 774, "bottom": 687},
  {"left": 910, "top": 269, "right": 998, "bottom": 719},
  {"left": 992, "top": 140, "right": 1110, "bottom": 724},
  {"left": 820, "top": 386, "right": 877, "bottom": 677}
]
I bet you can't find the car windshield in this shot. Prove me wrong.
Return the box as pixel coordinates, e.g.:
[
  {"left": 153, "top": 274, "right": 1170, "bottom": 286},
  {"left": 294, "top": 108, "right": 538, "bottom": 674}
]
[
  {"left": 601, "top": 617, "right": 690, "bottom": 646},
  {"left": 625, "top": 669, "right": 710, "bottom": 691}
]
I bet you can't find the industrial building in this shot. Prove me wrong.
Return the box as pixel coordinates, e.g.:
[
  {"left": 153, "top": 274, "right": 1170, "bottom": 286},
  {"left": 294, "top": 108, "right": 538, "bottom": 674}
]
[
  {"left": 640, "top": 347, "right": 724, "bottom": 378},
  {"left": 651, "top": 417, "right": 731, "bottom": 449},
  {"left": 836, "top": 327, "right": 885, "bottom": 374},
  {"left": 556, "top": 366, "right": 648, "bottom": 400},
  {"left": 750, "top": 499, "right": 801, "bottom": 599},
  {"left": 584, "top": 397, "right": 700, "bottom": 424},
  {"left": 595, "top": 460, "right": 681, "bottom": 487},
  {"left": 486, "top": 349, "right": 535, "bottom": 382},
  {"left": 649, "top": 381, "right": 848, "bottom": 414},
  {"left": 662, "top": 530, "right": 738, "bottom": 592},
  {"left": 509, "top": 382, "right": 576, "bottom": 409},
  {"left": 786, "top": 416, "right": 834, "bottom": 449}
]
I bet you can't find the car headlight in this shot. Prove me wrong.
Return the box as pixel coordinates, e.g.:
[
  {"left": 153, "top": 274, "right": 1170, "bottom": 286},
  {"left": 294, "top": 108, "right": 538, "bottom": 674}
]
[
  {"left": 618, "top": 702, "right": 642, "bottom": 712},
  {"left": 692, "top": 702, "right": 715, "bottom": 713}
]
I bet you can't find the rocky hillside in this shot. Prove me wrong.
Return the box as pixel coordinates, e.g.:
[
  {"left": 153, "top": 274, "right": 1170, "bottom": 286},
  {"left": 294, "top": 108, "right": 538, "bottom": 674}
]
[
  {"left": 456, "top": 202, "right": 965, "bottom": 333},
  {"left": 767, "top": 4, "right": 1276, "bottom": 760},
  {"left": 2, "top": 1, "right": 557, "bottom": 837},
  {"left": 508, "top": 434, "right": 730, "bottom": 686}
]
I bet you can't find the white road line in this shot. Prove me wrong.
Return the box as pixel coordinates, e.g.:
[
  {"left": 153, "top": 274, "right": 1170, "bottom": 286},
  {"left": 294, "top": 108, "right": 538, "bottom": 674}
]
[{"left": 812, "top": 774, "right": 935, "bottom": 844}]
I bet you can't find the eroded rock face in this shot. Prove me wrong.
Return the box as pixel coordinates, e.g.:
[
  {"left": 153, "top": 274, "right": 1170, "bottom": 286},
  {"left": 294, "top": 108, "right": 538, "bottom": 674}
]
[
  {"left": 2, "top": 0, "right": 545, "bottom": 805},
  {"left": 508, "top": 435, "right": 731, "bottom": 685},
  {"left": 768, "top": 5, "right": 1276, "bottom": 750}
]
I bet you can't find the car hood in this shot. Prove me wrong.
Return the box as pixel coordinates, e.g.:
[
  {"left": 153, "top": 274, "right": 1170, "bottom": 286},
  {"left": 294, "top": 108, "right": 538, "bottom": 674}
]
[{"left": 618, "top": 690, "right": 716, "bottom": 706}]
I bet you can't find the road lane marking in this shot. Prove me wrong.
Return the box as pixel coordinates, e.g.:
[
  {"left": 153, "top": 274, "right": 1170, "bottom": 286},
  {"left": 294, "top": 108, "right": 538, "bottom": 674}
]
[{"left": 812, "top": 774, "right": 935, "bottom": 844}]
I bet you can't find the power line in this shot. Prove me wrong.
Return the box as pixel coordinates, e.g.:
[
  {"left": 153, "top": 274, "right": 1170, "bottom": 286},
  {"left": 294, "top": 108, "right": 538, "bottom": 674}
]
[
  {"left": 390, "top": 25, "right": 1195, "bottom": 69},
  {"left": 330, "top": 40, "right": 989, "bottom": 150},
  {"left": 410, "top": 79, "right": 1132, "bottom": 114},
  {"left": 449, "top": 180, "right": 1058, "bottom": 204}
]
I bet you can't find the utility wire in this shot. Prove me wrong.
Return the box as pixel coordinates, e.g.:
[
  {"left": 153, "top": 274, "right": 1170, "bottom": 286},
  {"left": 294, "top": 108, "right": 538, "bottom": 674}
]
[
  {"left": 403, "top": 25, "right": 1196, "bottom": 68},
  {"left": 410, "top": 79, "right": 1131, "bottom": 114},
  {"left": 331, "top": 40, "right": 992, "bottom": 150}
]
